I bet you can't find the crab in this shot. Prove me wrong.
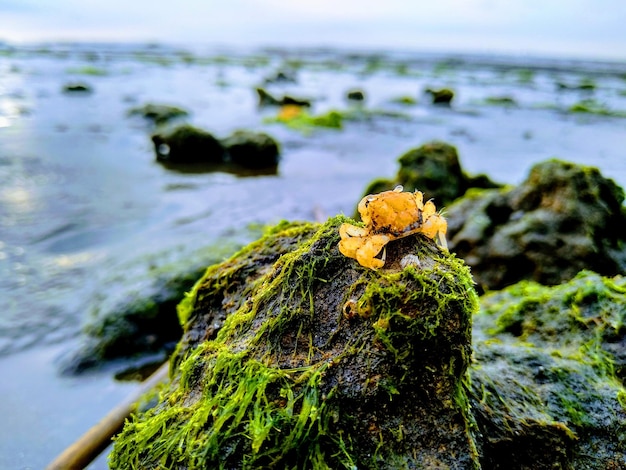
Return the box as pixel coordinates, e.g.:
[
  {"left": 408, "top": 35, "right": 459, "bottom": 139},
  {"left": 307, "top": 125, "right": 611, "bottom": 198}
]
[{"left": 338, "top": 185, "right": 448, "bottom": 269}]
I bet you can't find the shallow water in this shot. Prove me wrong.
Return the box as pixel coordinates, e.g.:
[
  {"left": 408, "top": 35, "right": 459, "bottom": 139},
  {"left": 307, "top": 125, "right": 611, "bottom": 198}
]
[{"left": 1, "top": 42, "right": 625, "bottom": 467}]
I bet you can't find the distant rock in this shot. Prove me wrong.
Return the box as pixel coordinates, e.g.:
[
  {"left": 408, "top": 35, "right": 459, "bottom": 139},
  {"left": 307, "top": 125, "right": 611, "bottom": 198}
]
[
  {"left": 360, "top": 141, "right": 501, "bottom": 211},
  {"left": 263, "top": 70, "right": 297, "bottom": 84},
  {"left": 62, "top": 82, "right": 92, "bottom": 93},
  {"left": 346, "top": 89, "right": 365, "bottom": 101},
  {"left": 127, "top": 103, "right": 189, "bottom": 125},
  {"left": 223, "top": 130, "right": 280, "bottom": 169},
  {"left": 446, "top": 158, "right": 626, "bottom": 292},
  {"left": 150, "top": 124, "right": 281, "bottom": 173},
  {"left": 255, "top": 87, "right": 311, "bottom": 107},
  {"left": 151, "top": 124, "right": 224, "bottom": 164},
  {"left": 425, "top": 87, "right": 454, "bottom": 105}
]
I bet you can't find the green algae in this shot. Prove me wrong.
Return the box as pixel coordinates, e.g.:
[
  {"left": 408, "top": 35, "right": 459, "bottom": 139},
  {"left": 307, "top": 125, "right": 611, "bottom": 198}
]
[
  {"left": 264, "top": 107, "right": 410, "bottom": 135},
  {"left": 477, "top": 270, "right": 626, "bottom": 375},
  {"left": 469, "top": 270, "right": 626, "bottom": 467},
  {"left": 264, "top": 109, "right": 343, "bottom": 133},
  {"left": 568, "top": 99, "right": 626, "bottom": 118},
  {"left": 66, "top": 65, "right": 108, "bottom": 76},
  {"left": 390, "top": 95, "right": 418, "bottom": 105},
  {"left": 110, "top": 216, "right": 480, "bottom": 469}
]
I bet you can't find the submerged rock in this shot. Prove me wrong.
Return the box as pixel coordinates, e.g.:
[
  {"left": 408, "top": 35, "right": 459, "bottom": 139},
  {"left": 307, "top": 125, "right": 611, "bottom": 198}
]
[
  {"left": 151, "top": 124, "right": 224, "bottom": 164},
  {"left": 222, "top": 129, "right": 280, "bottom": 169},
  {"left": 150, "top": 124, "right": 281, "bottom": 172},
  {"left": 110, "top": 217, "right": 480, "bottom": 469},
  {"left": 62, "top": 82, "right": 92, "bottom": 93},
  {"left": 346, "top": 89, "right": 366, "bottom": 101},
  {"left": 446, "top": 158, "right": 626, "bottom": 291},
  {"left": 360, "top": 141, "right": 501, "bottom": 211}
]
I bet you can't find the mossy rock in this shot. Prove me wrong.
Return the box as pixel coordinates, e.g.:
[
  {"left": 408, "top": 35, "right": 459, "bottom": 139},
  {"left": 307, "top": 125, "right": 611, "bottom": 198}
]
[
  {"left": 425, "top": 87, "right": 454, "bottom": 105},
  {"left": 357, "top": 141, "right": 501, "bottom": 218},
  {"left": 469, "top": 270, "right": 626, "bottom": 468},
  {"left": 446, "top": 158, "right": 626, "bottom": 291},
  {"left": 127, "top": 103, "right": 189, "bottom": 125},
  {"left": 110, "top": 217, "right": 480, "bottom": 469},
  {"left": 151, "top": 124, "right": 225, "bottom": 165},
  {"left": 476, "top": 269, "right": 626, "bottom": 381},
  {"left": 222, "top": 130, "right": 280, "bottom": 169},
  {"left": 470, "top": 341, "right": 626, "bottom": 469}
]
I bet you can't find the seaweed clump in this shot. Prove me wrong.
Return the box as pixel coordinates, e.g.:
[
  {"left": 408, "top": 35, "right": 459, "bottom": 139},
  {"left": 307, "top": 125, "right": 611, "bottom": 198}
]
[{"left": 109, "top": 216, "right": 480, "bottom": 469}]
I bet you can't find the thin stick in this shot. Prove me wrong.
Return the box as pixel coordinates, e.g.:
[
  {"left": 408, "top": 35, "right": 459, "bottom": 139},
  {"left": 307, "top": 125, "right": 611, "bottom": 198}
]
[{"left": 45, "top": 361, "right": 170, "bottom": 470}]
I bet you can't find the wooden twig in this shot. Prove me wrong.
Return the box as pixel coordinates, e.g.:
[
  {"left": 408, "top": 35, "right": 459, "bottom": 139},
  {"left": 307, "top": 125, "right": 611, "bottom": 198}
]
[{"left": 45, "top": 361, "right": 170, "bottom": 470}]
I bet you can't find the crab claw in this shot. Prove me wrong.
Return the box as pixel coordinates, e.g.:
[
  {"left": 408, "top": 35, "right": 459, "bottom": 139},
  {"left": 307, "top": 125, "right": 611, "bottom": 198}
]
[{"left": 355, "top": 234, "right": 390, "bottom": 270}]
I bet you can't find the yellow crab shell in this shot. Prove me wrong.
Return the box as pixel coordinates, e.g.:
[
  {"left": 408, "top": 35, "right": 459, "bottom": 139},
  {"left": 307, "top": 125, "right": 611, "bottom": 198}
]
[{"left": 339, "top": 186, "right": 447, "bottom": 269}]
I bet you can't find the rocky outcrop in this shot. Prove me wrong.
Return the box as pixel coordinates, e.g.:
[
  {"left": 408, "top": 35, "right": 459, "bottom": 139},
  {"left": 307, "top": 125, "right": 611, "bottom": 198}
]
[
  {"left": 110, "top": 217, "right": 480, "bottom": 469},
  {"left": 446, "top": 158, "right": 626, "bottom": 292},
  {"left": 107, "top": 215, "right": 626, "bottom": 468},
  {"left": 255, "top": 87, "right": 312, "bottom": 107}
]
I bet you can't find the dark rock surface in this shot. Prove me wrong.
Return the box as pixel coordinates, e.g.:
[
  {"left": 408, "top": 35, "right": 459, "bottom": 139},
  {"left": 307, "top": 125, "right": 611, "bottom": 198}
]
[
  {"left": 223, "top": 129, "right": 280, "bottom": 169},
  {"left": 255, "top": 87, "right": 312, "bottom": 107},
  {"left": 151, "top": 124, "right": 225, "bottom": 164},
  {"left": 446, "top": 158, "right": 626, "bottom": 292}
]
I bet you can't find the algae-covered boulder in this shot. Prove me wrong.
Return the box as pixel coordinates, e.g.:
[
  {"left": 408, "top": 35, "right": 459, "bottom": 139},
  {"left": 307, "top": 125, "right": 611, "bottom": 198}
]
[
  {"left": 151, "top": 124, "right": 224, "bottom": 165},
  {"left": 446, "top": 158, "right": 626, "bottom": 291},
  {"left": 469, "top": 270, "right": 626, "bottom": 468},
  {"left": 360, "top": 141, "right": 501, "bottom": 211},
  {"left": 476, "top": 269, "right": 626, "bottom": 382},
  {"left": 110, "top": 217, "right": 481, "bottom": 469},
  {"left": 222, "top": 129, "right": 280, "bottom": 169}
]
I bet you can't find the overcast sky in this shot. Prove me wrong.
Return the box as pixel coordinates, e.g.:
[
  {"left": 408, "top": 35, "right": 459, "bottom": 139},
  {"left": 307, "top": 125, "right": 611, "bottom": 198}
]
[{"left": 1, "top": 0, "right": 625, "bottom": 60}]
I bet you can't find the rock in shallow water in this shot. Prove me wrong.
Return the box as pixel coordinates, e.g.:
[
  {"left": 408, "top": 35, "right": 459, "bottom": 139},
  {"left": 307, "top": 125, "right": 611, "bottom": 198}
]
[{"left": 109, "top": 217, "right": 480, "bottom": 469}]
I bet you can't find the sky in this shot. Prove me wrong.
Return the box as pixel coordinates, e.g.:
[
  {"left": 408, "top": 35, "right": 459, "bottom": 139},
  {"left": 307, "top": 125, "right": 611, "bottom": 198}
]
[{"left": 1, "top": 0, "right": 625, "bottom": 61}]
